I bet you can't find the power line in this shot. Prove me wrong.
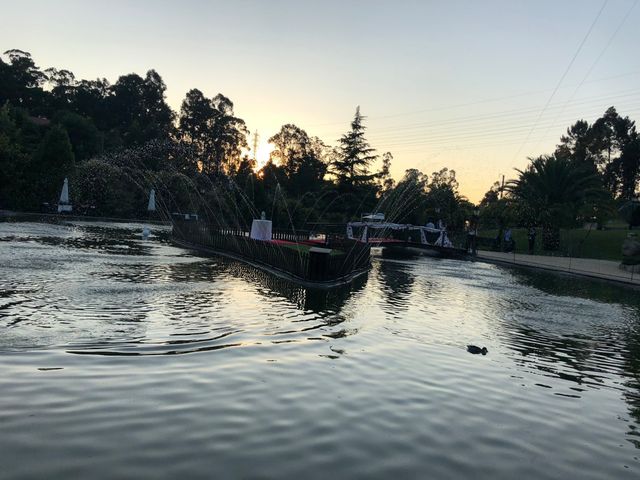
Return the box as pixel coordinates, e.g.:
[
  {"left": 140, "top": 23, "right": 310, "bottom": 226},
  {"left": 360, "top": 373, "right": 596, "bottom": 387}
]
[
  {"left": 303, "top": 68, "right": 640, "bottom": 129},
  {"left": 363, "top": 91, "right": 640, "bottom": 143},
  {"left": 371, "top": 101, "right": 640, "bottom": 148},
  {"left": 532, "top": 0, "right": 639, "bottom": 151},
  {"left": 312, "top": 88, "right": 640, "bottom": 141},
  {"left": 510, "top": 0, "right": 609, "bottom": 162}
]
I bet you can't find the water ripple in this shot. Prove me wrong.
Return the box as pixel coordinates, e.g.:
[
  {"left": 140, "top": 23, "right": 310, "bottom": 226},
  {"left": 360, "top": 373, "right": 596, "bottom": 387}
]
[{"left": 1, "top": 221, "right": 640, "bottom": 479}]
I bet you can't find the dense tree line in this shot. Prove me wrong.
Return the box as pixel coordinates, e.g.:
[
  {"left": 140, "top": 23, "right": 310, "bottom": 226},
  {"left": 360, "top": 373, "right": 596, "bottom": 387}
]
[
  {"left": 8, "top": 49, "right": 634, "bottom": 244},
  {"left": 0, "top": 49, "right": 473, "bottom": 230},
  {"left": 480, "top": 106, "right": 640, "bottom": 249}
]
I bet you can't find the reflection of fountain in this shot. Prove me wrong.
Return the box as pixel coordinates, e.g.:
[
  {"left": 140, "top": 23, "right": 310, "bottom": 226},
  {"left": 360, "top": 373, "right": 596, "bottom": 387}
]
[{"left": 167, "top": 253, "right": 368, "bottom": 314}]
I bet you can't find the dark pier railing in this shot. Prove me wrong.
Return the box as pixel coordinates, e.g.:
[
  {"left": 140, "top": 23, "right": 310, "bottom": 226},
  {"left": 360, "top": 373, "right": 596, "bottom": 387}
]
[{"left": 172, "top": 219, "right": 371, "bottom": 285}]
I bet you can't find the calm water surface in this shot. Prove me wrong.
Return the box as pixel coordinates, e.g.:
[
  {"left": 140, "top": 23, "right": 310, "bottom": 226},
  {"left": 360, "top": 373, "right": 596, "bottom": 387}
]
[{"left": 1, "top": 220, "right": 639, "bottom": 479}]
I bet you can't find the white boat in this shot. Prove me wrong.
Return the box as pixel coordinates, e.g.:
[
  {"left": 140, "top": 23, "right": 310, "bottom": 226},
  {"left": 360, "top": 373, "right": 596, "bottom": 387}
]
[{"left": 346, "top": 217, "right": 466, "bottom": 258}]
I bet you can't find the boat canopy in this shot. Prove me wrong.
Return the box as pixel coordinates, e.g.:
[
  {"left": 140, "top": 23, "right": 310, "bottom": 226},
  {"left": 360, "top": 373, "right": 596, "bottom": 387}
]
[
  {"left": 361, "top": 213, "right": 385, "bottom": 221},
  {"left": 347, "top": 221, "right": 443, "bottom": 233},
  {"left": 346, "top": 221, "right": 453, "bottom": 247}
]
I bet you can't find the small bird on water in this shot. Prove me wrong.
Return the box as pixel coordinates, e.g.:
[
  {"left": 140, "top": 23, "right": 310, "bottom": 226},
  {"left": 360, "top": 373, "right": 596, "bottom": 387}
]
[{"left": 467, "top": 345, "right": 488, "bottom": 355}]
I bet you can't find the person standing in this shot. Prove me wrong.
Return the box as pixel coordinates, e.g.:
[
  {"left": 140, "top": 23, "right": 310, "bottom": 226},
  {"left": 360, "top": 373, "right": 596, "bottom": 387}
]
[
  {"left": 504, "top": 228, "right": 513, "bottom": 252},
  {"left": 468, "top": 226, "right": 477, "bottom": 256},
  {"left": 528, "top": 227, "right": 536, "bottom": 254}
]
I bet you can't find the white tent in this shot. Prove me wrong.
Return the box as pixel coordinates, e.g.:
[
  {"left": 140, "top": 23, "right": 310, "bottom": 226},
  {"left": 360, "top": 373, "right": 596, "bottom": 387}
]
[
  {"left": 147, "top": 189, "right": 156, "bottom": 212},
  {"left": 57, "top": 177, "right": 72, "bottom": 213},
  {"left": 347, "top": 220, "right": 450, "bottom": 246}
]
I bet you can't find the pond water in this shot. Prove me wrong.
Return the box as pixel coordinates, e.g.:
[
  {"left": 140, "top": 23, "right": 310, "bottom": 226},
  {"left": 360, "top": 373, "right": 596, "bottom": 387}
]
[{"left": 1, "top": 220, "right": 639, "bottom": 479}]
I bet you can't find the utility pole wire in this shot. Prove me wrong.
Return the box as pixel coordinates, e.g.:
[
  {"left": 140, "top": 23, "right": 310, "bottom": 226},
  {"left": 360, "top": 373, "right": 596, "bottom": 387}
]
[
  {"left": 510, "top": 0, "right": 609, "bottom": 163},
  {"left": 532, "top": 0, "right": 639, "bottom": 151}
]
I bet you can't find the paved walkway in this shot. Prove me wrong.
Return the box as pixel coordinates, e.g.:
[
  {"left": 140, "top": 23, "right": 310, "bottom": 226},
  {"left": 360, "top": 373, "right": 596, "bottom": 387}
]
[{"left": 476, "top": 250, "right": 640, "bottom": 286}]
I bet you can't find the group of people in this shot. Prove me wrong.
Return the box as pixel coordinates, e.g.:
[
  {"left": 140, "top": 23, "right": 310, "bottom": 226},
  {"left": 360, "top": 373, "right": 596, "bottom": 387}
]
[
  {"left": 500, "top": 227, "right": 537, "bottom": 254},
  {"left": 466, "top": 225, "right": 538, "bottom": 256}
]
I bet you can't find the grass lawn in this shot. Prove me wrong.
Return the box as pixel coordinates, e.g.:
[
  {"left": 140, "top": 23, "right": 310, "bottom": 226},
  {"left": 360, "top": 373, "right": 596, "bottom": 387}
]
[{"left": 478, "top": 228, "right": 631, "bottom": 261}]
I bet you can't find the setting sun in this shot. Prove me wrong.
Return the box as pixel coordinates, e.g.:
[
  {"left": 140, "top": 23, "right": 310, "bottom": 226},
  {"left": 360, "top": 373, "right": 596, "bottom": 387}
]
[{"left": 254, "top": 138, "right": 275, "bottom": 169}]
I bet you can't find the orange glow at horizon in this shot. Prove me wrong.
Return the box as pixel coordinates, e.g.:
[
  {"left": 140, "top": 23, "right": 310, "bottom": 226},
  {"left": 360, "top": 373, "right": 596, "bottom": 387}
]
[{"left": 254, "top": 139, "right": 275, "bottom": 170}]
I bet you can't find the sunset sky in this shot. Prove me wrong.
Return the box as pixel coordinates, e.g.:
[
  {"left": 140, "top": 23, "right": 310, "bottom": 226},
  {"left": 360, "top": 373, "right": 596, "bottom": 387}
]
[{"left": 2, "top": 0, "right": 639, "bottom": 201}]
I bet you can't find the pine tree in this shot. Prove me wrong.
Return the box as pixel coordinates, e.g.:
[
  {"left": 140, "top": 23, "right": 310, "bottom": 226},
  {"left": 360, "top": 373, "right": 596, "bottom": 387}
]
[{"left": 334, "top": 106, "right": 377, "bottom": 188}]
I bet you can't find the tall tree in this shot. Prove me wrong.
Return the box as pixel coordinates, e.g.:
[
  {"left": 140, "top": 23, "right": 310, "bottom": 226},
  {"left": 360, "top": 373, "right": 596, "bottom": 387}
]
[
  {"left": 73, "top": 78, "right": 111, "bottom": 130},
  {"left": 589, "top": 107, "right": 638, "bottom": 198},
  {"left": 268, "top": 124, "right": 328, "bottom": 194},
  {"left": 556, "top": 107, "right": 640, "bottom": 200},
  {"left": 178, "top": 88, "right": 215, "bottom": 173},
  {"left": 555, "top": 119, "right": 591, "bottom": 164},
  {"left": 0, "top": 49, "right": 47, "bottom": 113},
  {"left": 425, "top": 167, "right": 465, "bottom": 227},
  {"left": 209, "top": 93, "right": 248, "bottom": 174},
  {"left": 108, "top": 70, "right": 174, "bottom": 147},
  {"left": 377, "top": 151, "right": 395, "bottom": 195},
  {"left": 333, "top": 106, "right": 377, "bottom": 188},
  {"left": 44, "top": 67, "right": 77, "bottom": 112},
  {"left": 178, "top": 89, "right": 248, "bottom": 176}
]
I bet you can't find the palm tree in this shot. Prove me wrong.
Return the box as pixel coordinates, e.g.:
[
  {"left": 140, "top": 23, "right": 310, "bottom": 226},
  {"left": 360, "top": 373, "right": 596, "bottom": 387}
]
[{"left": 506, "top": 155, "right": 609, "bottom": 250}]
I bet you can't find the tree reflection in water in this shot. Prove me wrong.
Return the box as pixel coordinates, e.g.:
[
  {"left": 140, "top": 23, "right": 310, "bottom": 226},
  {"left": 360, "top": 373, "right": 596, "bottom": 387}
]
[{"left": 504, "top": 267, "right": 640, "bottom": 448}]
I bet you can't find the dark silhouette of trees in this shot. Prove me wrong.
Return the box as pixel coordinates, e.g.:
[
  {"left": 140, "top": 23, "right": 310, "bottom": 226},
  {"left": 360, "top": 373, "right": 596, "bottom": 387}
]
[
  {"left": 178, "top": 89, "right": 248, "bottom": 176},
  {"left": 178, "top": 88, "right": 216, "bottom": 173},
  {"left": 556, "top": 107, "right": 640, "bottom": 200},
  {"left": 0, "top": 50, "right": 47, "bottom": 112},
  {"left": 5, "top": 48, "right": 636, "bottom": 234},
  {"left": 507, "top": 155, "right": 609, "bottom": 249},
  {"left": 209, "top": 93, "right": 248, "bottom": 174},
  {"left": 381, "top": 168, "right": 428, "bottom": 224},
  {"left": 377, "top": 151, "right": 395, "bottom": 195},
  {"left": 425, "top": 168, "right": 473, "bottom": 229},
  {"left": 268, "top": 124, "right": 329, "bottom": 195},
  {"left": 55, "top": 111, "right": 102, "bottom": 161},
  {"left": 108, "top": 70, "right": 174, "bottom": 147}
]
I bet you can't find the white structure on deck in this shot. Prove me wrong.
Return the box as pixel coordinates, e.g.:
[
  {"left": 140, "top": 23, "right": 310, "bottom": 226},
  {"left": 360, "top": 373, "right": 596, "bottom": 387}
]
[
  {"left": 250, "top": 211, "right": 273, "bottom": 241},
  {"left": 57, "top": 177, "right": 72, "bottom": 213},
  {"left": 362, "top": 213, "right": 385, "bottom": 221},
  {"left": 346, "top": 220, "right": 453, "bottom": 248},
  {"left": 147, "top": 189, "right": 156, "bottom": 212}
]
